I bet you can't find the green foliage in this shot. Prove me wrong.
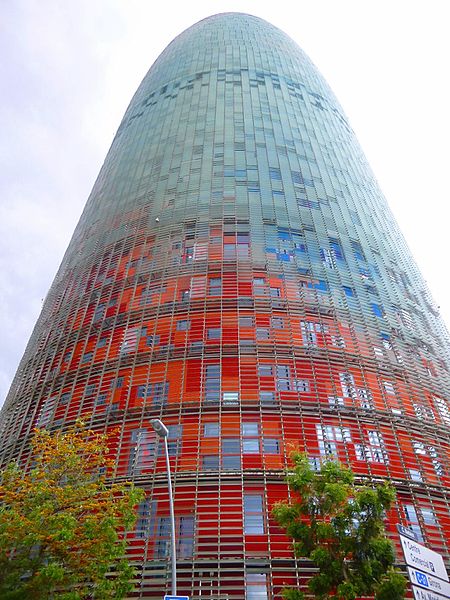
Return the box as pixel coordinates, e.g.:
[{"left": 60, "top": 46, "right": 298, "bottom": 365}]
[
  {"left": 0, "top": 422, "right": 144, "bottom": 599},
  {"left": 272, "top": 452, "right": 406, "bottom": 600}
]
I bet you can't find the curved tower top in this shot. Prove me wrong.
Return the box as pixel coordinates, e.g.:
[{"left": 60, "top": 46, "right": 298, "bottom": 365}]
[{"left": 2, "top": 12, "right": 450, "bottom": 599}]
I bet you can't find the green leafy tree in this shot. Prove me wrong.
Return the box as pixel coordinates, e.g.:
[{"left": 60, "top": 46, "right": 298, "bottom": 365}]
[
  {"left": 272, "top": 452, "right": 406, "bottom": 600},
  {"left": 0, "top": 422, "right": 144, "bottom": 599}
]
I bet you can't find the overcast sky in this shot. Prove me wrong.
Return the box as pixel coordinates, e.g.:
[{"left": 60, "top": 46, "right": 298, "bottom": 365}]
[{"left": 1, "top": 0, "right": 450, "bottom": 406}]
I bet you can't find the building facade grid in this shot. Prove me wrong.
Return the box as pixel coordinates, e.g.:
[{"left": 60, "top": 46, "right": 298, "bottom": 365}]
[{"left": 1, "top": 12, "right": 450, "bottom": 599}]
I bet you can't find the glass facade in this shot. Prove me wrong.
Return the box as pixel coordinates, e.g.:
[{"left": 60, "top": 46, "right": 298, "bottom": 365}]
[{"left": 1, "top": 12, "right": 450, "bottom": 598}]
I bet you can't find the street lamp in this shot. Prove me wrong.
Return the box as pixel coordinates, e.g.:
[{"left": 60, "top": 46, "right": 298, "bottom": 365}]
[{"left": 151, "top": 418, "right": 177, "bottom": 596}]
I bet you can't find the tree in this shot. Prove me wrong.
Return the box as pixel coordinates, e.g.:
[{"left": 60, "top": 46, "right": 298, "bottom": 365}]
[
  {"left": 0, "top": 422, "right": 144, "bottom": 599},
  {"left": 272, "top": 452, "right": 406, "bottom": 600}
]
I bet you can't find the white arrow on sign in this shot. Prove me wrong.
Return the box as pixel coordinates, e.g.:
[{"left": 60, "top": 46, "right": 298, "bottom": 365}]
[
  {"left": 408, "top": 567, "right": 450, "bottom": 598},
  {"left": 400, "top": 535, "right": 449, "bottom": 582},
  {"left": 413, "top": 585, "right": 449, "bottom": 600}
]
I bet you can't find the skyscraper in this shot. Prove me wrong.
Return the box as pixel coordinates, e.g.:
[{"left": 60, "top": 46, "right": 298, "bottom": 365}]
[{"left": 1, "top": 10, "right": 449, "bottom": 598}]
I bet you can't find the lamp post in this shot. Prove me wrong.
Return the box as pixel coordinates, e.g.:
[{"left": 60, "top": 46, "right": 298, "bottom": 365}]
[{"left": 151, "top": 418, "right": 177, "bottom": 596}]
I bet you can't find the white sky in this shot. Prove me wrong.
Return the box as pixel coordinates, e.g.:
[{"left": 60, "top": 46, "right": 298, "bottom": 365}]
[{"left": 1, "top": 0, "right": 450, "bottom": 406}]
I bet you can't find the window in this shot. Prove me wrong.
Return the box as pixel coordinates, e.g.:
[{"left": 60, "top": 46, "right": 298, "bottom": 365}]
[
  {"left": 246, "top": 573, "right": 268, "bottom": 600},
  {"left": 253, "top": 278, "right": 266, "bottom": 296},
  {"left": 222, "top": 438, "right": 240, "bottom": 469},
  {"left": 180, "top": 289, "right": 190, "bottom": 302},
  {"left": 371, "top": 303, "right": 383, "bottom": 318},
  {"left": 81, "top": 352, "right": 93, "bottom": 364},
  {"left": 176, "top": 320, "right": 190, "bottom": 331},
  {"left": 351, "top": 240, "right": 365, "bottom": 261},
  {"left": 270, "top": 287, "right": 281, "bottom": 297},
  {"left": 137, "top": 382, "right": 169, "bottom": 406},
  {"left": 413, "top": 403, "right": 435, "bottom": 421},
  {"left": 409, "top": 469, "right": 423, "bottom": 482},
  {"left": 205, "top": 364, "right": 220, "bottom": 402},
  {"left": 355, "top": 430, "right": 388, "bottom": 464},
  {"left": 263, "top": 438, "right": 279, "bottom": 454},
  {"left": 317, "top": 424, "right": 351, "bottom": 457},
  {"left": 421, "top": 508, "right": 437, "bottom": 526},
  {"left": 60, "top": 392, "right": 70, "bottom": 405},
  {"left": 146, "top": 334, "right": 160, "bottom": 347},
  {"left": 271, "top": 317, "right": 284, "bottom": 329},
  {"left": 166, "top": 425, "right": 182, "bottom": 456},
  {"left": 328, "top": 396, "right": 345, "bottom": 407},
  {"left": 204, "top": 422, "right": 220, "bottom": 437},
  {"left": 208, "top": 328, "right": 221, "bottom": 339},
  {"left": 357, "top": 388, "right": 374, "bottom": 410},
  {"left": 135, "top": 499, "right": 156, "bottom": 539},
  {"left": 276, "top": 365, "right": 291, "bottom": 391},
  {"left": 259, "top": 391, "right": 275, "bottom": 405},
  {"left": 223, "top": 391, "right": 239, "bottom": 404},
  {"left": 37, "top": 396, "right": 57, "bottom": 428},
  {"left": 295, "top": 379, "right": 310, "bottom": 393},
  {"left": 240, "top": 316, "right": 254, "bottom": 328},
  {"left": 97, "top": 337, "right": 107, "bottom": 348},
  {"left": 301, "top": 321, "right": 317, "bottom": 345},
  {"left": 383, "top": 381, "right": 396, "bottom": 395},
  {"left": 120, "top": 327, "right": 139, "bottom": 354},
  {"left": 343, "top": 286, "right": 355, "bottom": 297},
  {"left": 258, "top": 364, "right": 273, "bottom": 377},
  {"left": 209, "top": 277, "right": 222, "bottom": 296},
  {"left": 242, "top": 422, "right": 259, "bottom": 453},
  {"left": 403, "top": 505, "right": 423, "bottom": 542},
  {"left": 329, "top": 238, "right": 345, "bottom": 261},
  {"left": 203, "top": 455, "right": 219, "bottom": 470},
  {"left": 128, "top": 429, "right": 156, "bottom": 474},
  {"left": 256, "top": 328, "right": 269, "bottom": 340},
  {"left": 155, "top": 515, "right": 195, "bottom": 558},
  {"left": 433, "top": 395, "right": 450, "bottom": 425},
  {"left": 244, "top": 495, "right": 264, "bottom": 534},
  {"left": 339, "top": 372, "right": 356, "bottom": 398}
]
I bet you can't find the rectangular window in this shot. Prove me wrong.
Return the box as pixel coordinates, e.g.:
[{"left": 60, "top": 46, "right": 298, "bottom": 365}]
[
  {"left": 329, "top": 238, "right": 345, "bottom": 261},
  {"left": 244, "top": 494, "right": 264, "bottom": 534},
  {"left": 208, "top": 328, "right": 221, "bottom": 339},
  {"left": 301, "top": 321, "right": 317, "bottom": 345},
  {"left": 271, "top": 317, "right": 284, "bottom": 329},
  {"left": 256, "top": 328, "right": 270, "bottom": 340},
  {"left": 421, "top": 508, "right": 437, "bottom": 526},
  {"left": 408, "top": 468, "right": 423, "bottom": 482},
  {"left": 242, "top": 422, "right": 260, "bottom": 454},
  {"left": 205, "top": 364, "right": 221, "bottom": 402},
  {"left": 258, "top": 364, "right": 273, "bottom": 377},
  {"left": 204, "top": 422, "right": 220, "bottom": 437},
  {"left": 246, "top": 573, "right": 268, "bottom": 600},
  {"left": 202, "top": 455, "right": 219, "bottom": 470},
  {"left": 81, "top": 352, "right": 93, "bottom": 364},
  {"left": 128, "top": 429, "right": 156, "bottom": 474},
  {"left": 343, "top": 286, "right": 355, "bottom": 297},
  {"left": 404, "top": 505, "right": 423, "bottom": 542},
  {"left": 351, "top": 240, "right": 365, "bottom": 261},
  {"left": 263, "top": 438, "right": 280, "bottom": 454},
  {"left": 259, "top": 391, "right": 275, "bottom": 405},
  {"left": 433, "top": 395, "right": 450, "bottom": 425},
  {"left": 339, "top": 372, "right": 356, "bottom": 398},
  {"left": 223, "top": 391, "right": 239, "bottom": 404},
  {"left": 209, "top": 277, "right": 222, "bottom": 296},
  {"left": 135, "top": 499, "right": 156, "bottom": 539},
  {"left": 176, "top": 320, "right": 190, "bottom": 331},
  {"left": 295, "top": 380, "right": 310, "bottom": 393},
  {"left": 239, "top": 316, "right": 254, "bottom": 328}
]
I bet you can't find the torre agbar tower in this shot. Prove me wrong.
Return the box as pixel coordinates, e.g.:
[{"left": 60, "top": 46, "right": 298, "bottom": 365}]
[{"left": 2, "top": 12, "right": 450, "bottom": 598}]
